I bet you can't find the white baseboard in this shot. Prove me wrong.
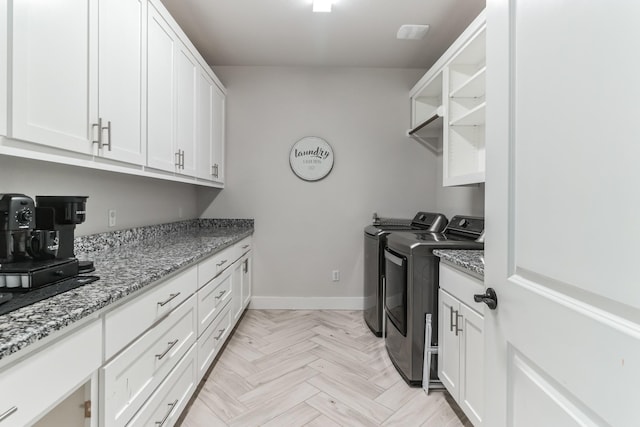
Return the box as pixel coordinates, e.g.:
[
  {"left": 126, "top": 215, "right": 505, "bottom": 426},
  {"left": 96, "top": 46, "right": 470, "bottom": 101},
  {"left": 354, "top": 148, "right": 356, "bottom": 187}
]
[{"left": 249, "top": 296, "right": 364, "bottom": 310}]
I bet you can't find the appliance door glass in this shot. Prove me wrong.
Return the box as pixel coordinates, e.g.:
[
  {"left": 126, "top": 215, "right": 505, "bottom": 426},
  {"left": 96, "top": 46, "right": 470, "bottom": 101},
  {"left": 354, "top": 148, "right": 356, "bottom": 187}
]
[{"left": 384, "top": 247, "right": 407, "bottom": 336}]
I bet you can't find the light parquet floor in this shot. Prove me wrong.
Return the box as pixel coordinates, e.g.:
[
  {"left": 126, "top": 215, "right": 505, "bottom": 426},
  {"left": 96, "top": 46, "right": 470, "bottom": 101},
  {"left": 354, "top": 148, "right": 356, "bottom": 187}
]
[{"left": 178, "top": 309, "right": 472, "bottom": 427}]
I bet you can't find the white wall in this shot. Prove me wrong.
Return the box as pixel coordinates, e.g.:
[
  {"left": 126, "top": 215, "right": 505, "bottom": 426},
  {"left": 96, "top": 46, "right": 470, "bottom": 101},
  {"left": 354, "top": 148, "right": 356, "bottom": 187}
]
[
  {"left": 0, "top": 156, "right": 199, "bottom": 235},
  {"left": 199, "top": 66, "right": 456, "bottom": 308}
]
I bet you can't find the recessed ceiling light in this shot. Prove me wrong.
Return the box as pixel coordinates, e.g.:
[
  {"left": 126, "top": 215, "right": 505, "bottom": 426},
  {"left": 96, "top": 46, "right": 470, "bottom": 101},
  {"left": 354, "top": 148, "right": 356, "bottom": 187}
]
[
  {"left": 313, "top": 0, "right": 333, "bottom": 13},
  {"left": 397, "top": 24, "right": 430, "bottom": 40}
]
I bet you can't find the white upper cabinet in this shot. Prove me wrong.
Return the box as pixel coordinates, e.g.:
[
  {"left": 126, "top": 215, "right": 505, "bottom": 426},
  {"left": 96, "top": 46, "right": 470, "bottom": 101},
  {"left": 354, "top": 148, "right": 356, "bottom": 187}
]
[
  {"left": 196, "top": 70, "right": 213, "bottom": 181},
  {"left": 0, "top": 1, "right": 7, "bottom": 137},
  {"left": 211, "top": 83, "right": 226, "bottom": 183},
  {"left": 3, "top": 0, "right": 225, "bottom": 187},
  {"left": 408, "top": 10, "right": 486, "bottom": 187},
  {"left": 11, "top": 0, "right": 97, "bottom": 154},
  {"left": 146, "top": 4, "right": 177, "bottom": 172},
  {"left": 195, "top": 67, "right": 225, "bottom": 184},
  {"left": 175, "top": 44, "right": 198, "bottom": 176},
  {"left": 97, "top": 0, "right": 145, "bottom": 165}
]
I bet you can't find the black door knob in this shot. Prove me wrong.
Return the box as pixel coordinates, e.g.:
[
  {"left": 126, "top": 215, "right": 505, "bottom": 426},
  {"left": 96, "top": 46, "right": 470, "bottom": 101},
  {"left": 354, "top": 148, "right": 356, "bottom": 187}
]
[{"left": 474, "top": 288, "right": 498, "bottom": 310}]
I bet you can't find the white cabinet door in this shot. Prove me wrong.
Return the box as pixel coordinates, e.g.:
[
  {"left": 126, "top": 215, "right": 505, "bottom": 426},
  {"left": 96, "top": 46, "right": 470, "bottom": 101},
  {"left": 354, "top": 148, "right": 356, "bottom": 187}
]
[
  {"left": 195, "top": 70, "right": 214, "bottom": 180},
  {"left": 241, "top": 253, "right": 252, "bottom": 309},
  {"left": 211, "top": 83, "right": 225, "bottom": 184},
  {"left": 146, "top": 4, "right": 176, "bottom": 172},
  {"left": 459, "top": 303, "right": 483, "bottom": 426},
  {"left": 175, "top": 44, "right": 197, "bottom": 176},
  {"left": 0, "top": 1, "right": 7, "bottom": 136},
  {"left": 97, "top": 0, "right": 145, "bottom": 165},
  {"left": 231, "top": 259, "right": 242, "bottom": 321},
  {"left": 485, "top": 2, "right": 640, "bottom": 426},
  {"left": 12, "top": 0, "right": 96, "bottom": 154},
  {"left": 438, "top": 289, "right": 460, "bottom": 397}
]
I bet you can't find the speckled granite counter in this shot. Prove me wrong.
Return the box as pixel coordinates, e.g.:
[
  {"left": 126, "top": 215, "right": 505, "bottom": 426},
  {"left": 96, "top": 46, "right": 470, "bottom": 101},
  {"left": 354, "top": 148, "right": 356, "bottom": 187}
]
[
  {"left": 0, "top": 219, "right": 254, "bottom": 362},
  {"left": 434, "top": 249, "right": 484, "bottom": 279}
]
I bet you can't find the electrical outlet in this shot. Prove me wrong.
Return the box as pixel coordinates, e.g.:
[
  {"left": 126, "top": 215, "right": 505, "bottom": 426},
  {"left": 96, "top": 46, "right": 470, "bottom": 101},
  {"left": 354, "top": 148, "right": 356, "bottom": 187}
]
[
  {"left": 108, "top": 209, "right": 116, "bottom": 227},
  {"left": 332, "top": 270, "right": 340, "bottom": 282}
]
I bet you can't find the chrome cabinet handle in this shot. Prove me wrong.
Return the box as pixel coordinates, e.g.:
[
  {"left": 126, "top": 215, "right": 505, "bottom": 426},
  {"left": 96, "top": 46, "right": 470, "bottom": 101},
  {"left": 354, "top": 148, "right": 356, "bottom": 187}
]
[
  {"left": 243, "top": 259, "right": 248, "bottom": 274},
  {"left": 0, "top": 406, "right": 17, "bottom": 422},
  {"left": 214, "top": 290, "right": 227, "bottom": 300},
  {"left": 180, "top": 150, "right": 185, "bottom": 168},
  {"left": 157, "top": 292, "right": 180, "bottom": 307},
  {"left": 101, "top": 120, "right": 112, "bottom": 151},
  {"left": 242, "top": 245, "right": 250, "bottom": 249},
  {"left": 449, "top": 306, "right": 455, "bottom": 332},
  {"left": 454, "top": 313, "right": 463, "bottom": 336},
  {"left": 92, "top": 117, "right": 102, "bottom": 146},
  {"left": 175, "top": 151, "right": 181, "bottom": 167},
  {"left": 154, "top": 399, "right": 178, "bottom": 426},
  {"left": 214, "top": 328, "right": 226, "bottom": 340},
  {"left": 155, "top": 339, "right": 179, "bottom": 360},
  {"left": 216, "top": 259, "right": 227, "bottom": 267},
  {"left": 212, "top": 163, "right": 219, "bottom": 178}
]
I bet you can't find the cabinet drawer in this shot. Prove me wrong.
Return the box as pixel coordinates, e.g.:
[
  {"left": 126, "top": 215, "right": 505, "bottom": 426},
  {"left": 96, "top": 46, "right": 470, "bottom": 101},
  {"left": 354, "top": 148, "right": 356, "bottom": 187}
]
[
  {"left": 127, "top": 345, "right": 197, "bottom": 427},
  {"left": 197, "top": 267, "right": 232, "bottom": 336},
  {"left": 235, "top": 236, "right": 252, "bottom": 259},
  {"left": 439, "top": 263, "right": 485, "bottom": 315},
  {"left": 0, "top": 320, "right": 101, "bottom": 427},
  {"left": 197, "top": 245, "right": 235, "bottom": 289},
  {"left": 104, "top": 266, "right": 197, "bottom": 359},
  {"left": 101, "top": 296, "right": 197, "bottom": 427},
  {"left": 197, "top": 302, "right": 231, "bottom": 381}
]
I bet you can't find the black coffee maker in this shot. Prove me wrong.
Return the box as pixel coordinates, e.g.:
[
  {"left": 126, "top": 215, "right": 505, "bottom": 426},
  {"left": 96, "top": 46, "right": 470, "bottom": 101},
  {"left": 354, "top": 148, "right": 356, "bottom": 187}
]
[
  {"left": 0, "top": 194, "right": 89, "bottom": 290},
  {"left": 0, "top": 193, "right": 37, "bottom": 263}
]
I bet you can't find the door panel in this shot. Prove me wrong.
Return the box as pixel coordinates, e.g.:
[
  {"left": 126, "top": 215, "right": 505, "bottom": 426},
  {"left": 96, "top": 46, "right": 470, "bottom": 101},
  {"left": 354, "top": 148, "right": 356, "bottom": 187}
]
[
  {"left": 12, "top": 0, "right": 95, "bottom": 153},
  {"left": 98, "top": 0, "right": 144, "bottom": 164},
  {"left": 147, "top": 5, "right": 175, "bottom": 171},
  {"left": 485, "top": 1, "right": 640, "bottom": 426},
  {"left": 175, "top": 45, "right": 197, "bottom": 176}
]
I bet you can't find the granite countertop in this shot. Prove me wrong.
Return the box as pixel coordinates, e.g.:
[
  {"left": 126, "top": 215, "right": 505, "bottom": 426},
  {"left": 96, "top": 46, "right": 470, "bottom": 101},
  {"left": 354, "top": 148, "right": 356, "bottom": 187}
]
[
  {"left": 0, "top": 219, "right": 254, "bottom": 362},
  {"left": 434, "top": 249, "right": 484, "bottom": 278}
]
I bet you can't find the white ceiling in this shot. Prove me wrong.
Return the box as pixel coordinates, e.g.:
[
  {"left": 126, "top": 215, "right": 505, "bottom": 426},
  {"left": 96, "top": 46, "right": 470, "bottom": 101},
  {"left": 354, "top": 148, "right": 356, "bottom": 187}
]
[{"left": 159, "top": 0, "right": 486, "bottom": 69}]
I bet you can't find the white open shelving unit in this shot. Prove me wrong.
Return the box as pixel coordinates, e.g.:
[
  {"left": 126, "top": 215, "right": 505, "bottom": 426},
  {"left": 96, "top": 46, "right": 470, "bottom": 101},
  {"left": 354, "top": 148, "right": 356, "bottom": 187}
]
[{"left": 408, "top": 11, "right": 486, "bottom": 186}]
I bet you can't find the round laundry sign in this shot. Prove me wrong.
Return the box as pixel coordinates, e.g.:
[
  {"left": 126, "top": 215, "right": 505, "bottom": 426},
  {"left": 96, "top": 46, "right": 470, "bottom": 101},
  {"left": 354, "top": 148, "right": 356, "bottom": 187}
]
[{"left": 289, "top": 137, "right": 334, "bottom": 181}]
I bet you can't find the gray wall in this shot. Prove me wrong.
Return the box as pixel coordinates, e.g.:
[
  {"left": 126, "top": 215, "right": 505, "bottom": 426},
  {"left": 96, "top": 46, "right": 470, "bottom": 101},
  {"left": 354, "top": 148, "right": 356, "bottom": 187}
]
[
  {"left": 0, "top": 156, "right": 199, "bottom": 236},
  {"left": 198, "top": 66, "right": 473, "bottom": 306}
]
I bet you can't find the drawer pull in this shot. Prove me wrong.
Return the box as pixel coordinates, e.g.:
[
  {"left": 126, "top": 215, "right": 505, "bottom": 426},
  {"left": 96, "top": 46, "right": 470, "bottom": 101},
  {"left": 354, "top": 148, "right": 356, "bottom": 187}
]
[
  {"left": 242, "top": 245, "right": 250, "bottom": 249},
  {"left": 0, "top": 406, "right": 17, "bottom": 422},
  {"left": 449, "top": 306, "right": 455, "bottom": 332},
  {"left": 155, "top": 339, "right": 179, "bottom": 360},
  {"left": 157, "top": 292, "right": 181, "bottom": 307},
  {"left": 214, "top": 290, "right": 227, "bottom": 300},
  {"left": 155, "top": 399, "right": 178, "bottom": 426},
  {"left": 216, "top": 259, "right": 228, "bottom": 267},
  {"left": 214, "top": 328, "right": 226, "bottom": 340}
]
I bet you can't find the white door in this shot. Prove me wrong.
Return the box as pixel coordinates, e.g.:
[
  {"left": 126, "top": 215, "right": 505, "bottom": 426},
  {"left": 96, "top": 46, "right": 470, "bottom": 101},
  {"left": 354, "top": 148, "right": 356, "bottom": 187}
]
[
  {"left": 195, "top": 70, "right": 213, "bottom": 180},
  {"left": 175, "top": 44, "right": 197, "bottom": 176},
  {"left": 485, "top": 2, "right": 640, "bottom": 426},
  {"left": 97, "top": 0, "right": 145, "bottom": 165},
  {"left": 12, "top": 0, "right": 97, "bottom": 154},
  {"left": 0, "top": 1, "right": 7, "bottom": 136},
  {"left": 147, "top": 4, "right": 176, "bottom": 172}
]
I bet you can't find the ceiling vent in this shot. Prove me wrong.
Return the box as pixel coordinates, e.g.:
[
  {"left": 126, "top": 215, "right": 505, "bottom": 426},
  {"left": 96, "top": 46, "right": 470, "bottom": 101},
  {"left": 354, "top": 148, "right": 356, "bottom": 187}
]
[{"left": 397, "top": 24, "right": 430, "bottom": 40}]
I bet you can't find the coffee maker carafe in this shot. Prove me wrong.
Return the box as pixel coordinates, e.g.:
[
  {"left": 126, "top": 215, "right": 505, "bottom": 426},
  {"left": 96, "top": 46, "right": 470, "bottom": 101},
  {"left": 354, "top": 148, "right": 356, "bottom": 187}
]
[{"left": 0, "top": 193, "right": 36, "bottom": 263}]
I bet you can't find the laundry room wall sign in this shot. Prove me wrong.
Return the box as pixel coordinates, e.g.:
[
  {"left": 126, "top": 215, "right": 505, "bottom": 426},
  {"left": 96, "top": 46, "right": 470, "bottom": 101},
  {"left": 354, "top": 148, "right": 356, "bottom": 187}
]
[{"left": 289, "top": 136, "right": 334, "bottom": 181}]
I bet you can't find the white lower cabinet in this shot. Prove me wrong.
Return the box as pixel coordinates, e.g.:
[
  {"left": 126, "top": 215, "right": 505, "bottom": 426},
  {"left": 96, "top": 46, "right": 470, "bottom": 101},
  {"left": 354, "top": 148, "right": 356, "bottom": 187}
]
[
  {"left": 126, "top": 345, "right": 198, "bottom": 427},
  {"left": 99, "top": 236, "right": 253, "bottom": 427},
  {"left": 101, "top": 295, "right": 197, "bottom": 427},
  {"left": 196, "top": 302, "right": 232, "bottom": 381},
  {"left": 0, "top": 320, "right": 102, "bottom": 427},
  {"left": 438, "top": 263, "right": 484, "bottom": 426}
]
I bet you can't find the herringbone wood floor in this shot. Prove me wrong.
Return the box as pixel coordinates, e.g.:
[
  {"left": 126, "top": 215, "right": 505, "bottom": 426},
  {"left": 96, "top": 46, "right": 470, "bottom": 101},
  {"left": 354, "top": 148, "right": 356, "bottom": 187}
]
[{"left": 178, "top": 310, "right": 472, "bottom": 427}]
